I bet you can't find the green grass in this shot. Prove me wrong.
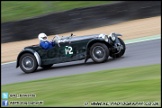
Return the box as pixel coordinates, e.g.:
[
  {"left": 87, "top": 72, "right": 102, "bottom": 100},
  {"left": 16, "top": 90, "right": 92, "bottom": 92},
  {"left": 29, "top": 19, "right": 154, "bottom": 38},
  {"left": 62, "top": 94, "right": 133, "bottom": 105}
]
[
  {"left": 1, "top": 64, "right": 161, "bottom": 107},
  {"left": 1, "top": 1, "right": 112, "bottom": 23}
]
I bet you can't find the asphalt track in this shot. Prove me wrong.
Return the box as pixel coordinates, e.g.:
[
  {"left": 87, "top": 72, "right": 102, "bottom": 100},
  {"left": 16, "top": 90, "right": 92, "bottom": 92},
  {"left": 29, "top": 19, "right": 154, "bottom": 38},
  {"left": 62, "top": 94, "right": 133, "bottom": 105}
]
[{"left": 1, "top": 39, "right": 161, "bottom": 85}]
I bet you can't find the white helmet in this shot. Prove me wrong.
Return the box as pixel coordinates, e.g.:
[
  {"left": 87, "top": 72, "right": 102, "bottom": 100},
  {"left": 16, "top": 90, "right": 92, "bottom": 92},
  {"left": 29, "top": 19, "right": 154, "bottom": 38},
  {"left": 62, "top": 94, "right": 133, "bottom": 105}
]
[{"left": 38, "top": 33, "right": 48, "bottom": 41}]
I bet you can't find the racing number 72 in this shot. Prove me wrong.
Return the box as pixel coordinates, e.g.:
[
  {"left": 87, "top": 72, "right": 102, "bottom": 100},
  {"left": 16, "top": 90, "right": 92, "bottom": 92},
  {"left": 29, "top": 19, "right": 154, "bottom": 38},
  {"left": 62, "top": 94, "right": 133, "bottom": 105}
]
[{"left": 65, "top": 46, "right": 73, "bottom": 55}]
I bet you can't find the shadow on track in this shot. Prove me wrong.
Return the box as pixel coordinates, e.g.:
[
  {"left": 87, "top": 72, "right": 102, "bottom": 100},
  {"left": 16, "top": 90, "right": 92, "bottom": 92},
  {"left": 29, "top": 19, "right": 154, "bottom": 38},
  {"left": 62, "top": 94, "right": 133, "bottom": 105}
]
[{"left": 31, "top": 57, "right": 125, "bottom": 74}]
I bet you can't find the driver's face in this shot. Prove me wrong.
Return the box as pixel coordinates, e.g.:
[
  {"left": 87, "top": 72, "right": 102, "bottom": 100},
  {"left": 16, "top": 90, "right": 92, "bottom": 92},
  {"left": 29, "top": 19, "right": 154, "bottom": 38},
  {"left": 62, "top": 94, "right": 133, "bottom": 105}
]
[{"left": 43, "top": 37, "right": 47, "bottom": 40}]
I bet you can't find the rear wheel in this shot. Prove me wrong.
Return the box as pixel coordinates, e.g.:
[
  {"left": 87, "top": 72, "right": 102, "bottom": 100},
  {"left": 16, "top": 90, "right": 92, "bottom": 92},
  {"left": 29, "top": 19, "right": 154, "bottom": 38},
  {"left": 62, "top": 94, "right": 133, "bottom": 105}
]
[
  {"left": 19, "top": 53, "right": 38, "bottom": 73},
  {"left": 41, "top": 64, "right": 53, "bottom": 69},
  {"left": 110, "top": 38, "right": 126, "bottom": 58},
  {"left": 90, "top": 43, "right": 109, "bottom": 63}
]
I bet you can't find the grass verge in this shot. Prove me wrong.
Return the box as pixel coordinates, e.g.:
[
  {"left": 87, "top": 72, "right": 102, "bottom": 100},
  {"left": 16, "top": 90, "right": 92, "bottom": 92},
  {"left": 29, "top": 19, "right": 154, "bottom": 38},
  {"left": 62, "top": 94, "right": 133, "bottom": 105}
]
[
  {"left": 1, "top": 64, "right": 161, "bottom": 107},
  {"left": 1, "top": 1, "right": 112, "bottom": 23}
]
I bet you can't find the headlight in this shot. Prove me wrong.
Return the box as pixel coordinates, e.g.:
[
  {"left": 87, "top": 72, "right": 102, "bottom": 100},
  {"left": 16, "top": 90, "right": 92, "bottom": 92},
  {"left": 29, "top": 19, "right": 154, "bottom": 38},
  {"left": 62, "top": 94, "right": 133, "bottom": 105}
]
[
  {"left": 104, "top": 35, "right": 109, "bottom": 42},
  {"left": 98, "top": 34, "right": 108, "bottom": 42},
  {"left": 111, "top": 35, "right": 115, "bottom": 41},
  {"left": 108, "top": 33, "right": 116, "bottom": 41}
]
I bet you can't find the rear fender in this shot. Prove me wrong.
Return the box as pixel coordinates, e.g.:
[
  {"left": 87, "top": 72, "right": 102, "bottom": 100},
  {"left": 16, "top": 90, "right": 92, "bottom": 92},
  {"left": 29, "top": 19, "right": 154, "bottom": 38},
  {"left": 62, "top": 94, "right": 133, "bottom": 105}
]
[{"left": 16, "top": 48, "right": 41, "bottom": 68}]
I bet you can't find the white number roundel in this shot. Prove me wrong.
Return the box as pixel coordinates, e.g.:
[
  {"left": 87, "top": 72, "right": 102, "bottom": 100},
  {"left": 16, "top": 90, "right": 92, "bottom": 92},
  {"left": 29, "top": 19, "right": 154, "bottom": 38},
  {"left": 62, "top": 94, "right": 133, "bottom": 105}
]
[{"left": 65, "top": 46, "right": 73, "bottom": 55}]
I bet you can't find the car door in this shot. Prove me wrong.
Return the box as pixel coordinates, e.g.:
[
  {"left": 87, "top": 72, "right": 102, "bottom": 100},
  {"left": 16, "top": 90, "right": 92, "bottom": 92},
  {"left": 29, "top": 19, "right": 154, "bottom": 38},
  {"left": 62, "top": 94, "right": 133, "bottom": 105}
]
[{"left": 67, "top": 39, "right": 89, "bottom": 60}]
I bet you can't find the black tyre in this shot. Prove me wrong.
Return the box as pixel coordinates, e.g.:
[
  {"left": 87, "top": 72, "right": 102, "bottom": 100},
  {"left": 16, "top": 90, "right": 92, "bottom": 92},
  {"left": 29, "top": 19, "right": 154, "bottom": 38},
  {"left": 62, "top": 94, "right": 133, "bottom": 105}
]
[
  {"left": 90, "top": 43, "right": 109, "bottom": 63},
  {"left": 110, "top": 38, "right": 126, "bottom": 58},
  {"left": 41, "top": 64, "right": 53, "bottom": 69},
  {"left": 19, "top": 53, "right": 38, "bottom": 73}
]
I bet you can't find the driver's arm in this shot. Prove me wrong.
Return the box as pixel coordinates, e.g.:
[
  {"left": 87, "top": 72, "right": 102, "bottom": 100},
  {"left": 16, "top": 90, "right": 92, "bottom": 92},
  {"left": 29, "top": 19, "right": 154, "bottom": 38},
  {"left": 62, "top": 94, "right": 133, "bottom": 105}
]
[{"left": 50, "top": 41, "right": 55, "bottom": 46}]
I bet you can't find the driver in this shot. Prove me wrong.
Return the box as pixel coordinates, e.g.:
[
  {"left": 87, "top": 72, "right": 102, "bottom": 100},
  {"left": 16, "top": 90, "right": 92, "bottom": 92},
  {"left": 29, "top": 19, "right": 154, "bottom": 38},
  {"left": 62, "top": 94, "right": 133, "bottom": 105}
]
[{"left": 38, "top": 33, "right": 55, "bottom": 50}]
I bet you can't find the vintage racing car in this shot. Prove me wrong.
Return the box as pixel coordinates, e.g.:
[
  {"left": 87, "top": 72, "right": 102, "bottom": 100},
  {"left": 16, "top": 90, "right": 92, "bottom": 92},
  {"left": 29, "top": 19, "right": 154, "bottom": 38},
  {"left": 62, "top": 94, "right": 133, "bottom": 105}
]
[{"left": 16, "top": 33, "right": 126, "bottom": 73}]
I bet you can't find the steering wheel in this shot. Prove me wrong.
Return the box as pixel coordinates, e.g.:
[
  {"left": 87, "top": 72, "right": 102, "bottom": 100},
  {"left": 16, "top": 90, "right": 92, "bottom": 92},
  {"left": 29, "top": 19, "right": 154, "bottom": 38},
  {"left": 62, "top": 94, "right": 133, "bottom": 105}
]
[
  {"left": 52, "top": 36, "right": 56, "bottom": 43},
  {"left": 52, "top": 35, "right": 61, "bottom": 47}
]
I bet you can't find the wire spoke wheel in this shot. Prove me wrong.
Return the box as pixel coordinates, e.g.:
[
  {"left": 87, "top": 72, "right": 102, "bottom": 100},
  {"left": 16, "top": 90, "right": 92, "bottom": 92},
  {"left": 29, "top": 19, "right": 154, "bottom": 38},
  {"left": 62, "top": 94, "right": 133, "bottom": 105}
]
[
  {"left": 110, "top": 38, "right": 126, "bottom": 58},
  {"left": 19, "top": 53, "right": 38, "bottom": 73},
  {"left": 90, "top": 43, "right": 109, "bottom": 63}
]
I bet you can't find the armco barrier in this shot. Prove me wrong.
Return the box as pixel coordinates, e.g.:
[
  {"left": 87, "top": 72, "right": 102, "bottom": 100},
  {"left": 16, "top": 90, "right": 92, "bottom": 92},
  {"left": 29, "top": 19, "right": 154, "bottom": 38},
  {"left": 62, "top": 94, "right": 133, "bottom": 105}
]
[{"left": 1, "top": 1, "right": 161, "bottom": 43}]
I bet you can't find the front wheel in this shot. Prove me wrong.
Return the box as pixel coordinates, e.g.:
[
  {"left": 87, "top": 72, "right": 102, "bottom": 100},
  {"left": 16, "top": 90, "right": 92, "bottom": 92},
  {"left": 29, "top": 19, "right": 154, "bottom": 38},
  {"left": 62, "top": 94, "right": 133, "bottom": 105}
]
[
  {"left": 90, "top": 43, "right": 109, "bottom": 63},
  {"left": 19, "top": 53, "right": 38, "bottom": 73},
  {"left": 110, "top": 38, "right": 126, "bottom": 58}
]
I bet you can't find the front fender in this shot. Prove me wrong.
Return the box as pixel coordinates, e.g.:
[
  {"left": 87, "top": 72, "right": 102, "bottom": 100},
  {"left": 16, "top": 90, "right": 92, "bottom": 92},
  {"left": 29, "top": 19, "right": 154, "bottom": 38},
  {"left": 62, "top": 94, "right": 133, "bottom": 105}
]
[
  {"left": 16, "top": 48, "right": 41, "bottom": 68},
  {"left": 114, "top": 33, "right": 122, "bottom": 44},
  {"left": 115, "top": 33, "right": 122, "bottom": 37},
  {"left": 86, "top": 39, "right": 106, "bottom": 49}
]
